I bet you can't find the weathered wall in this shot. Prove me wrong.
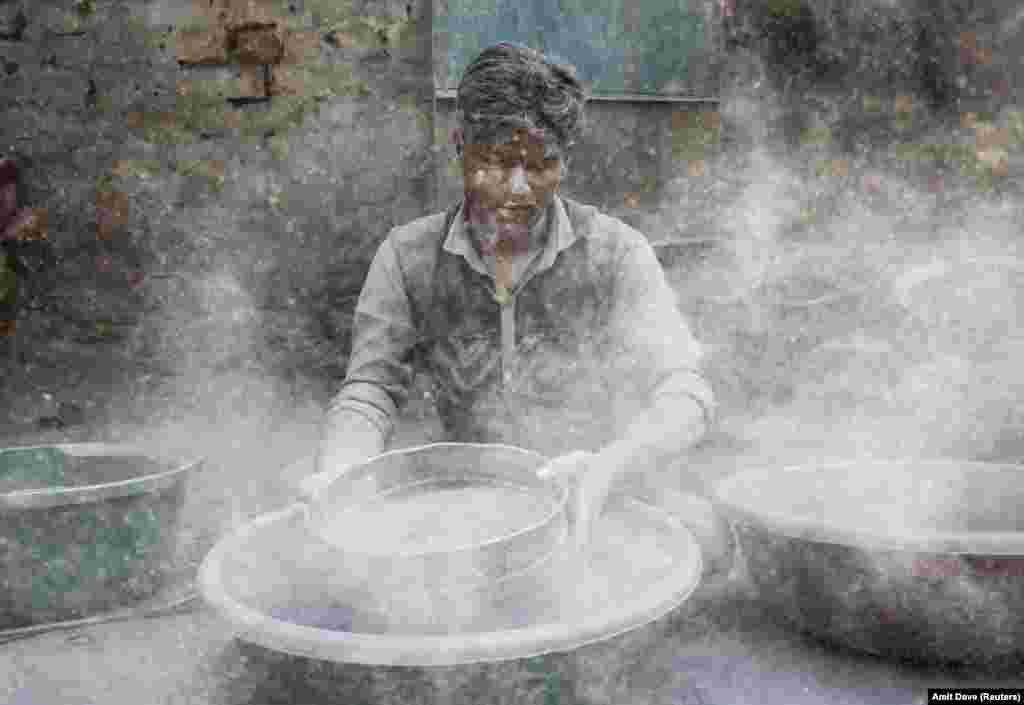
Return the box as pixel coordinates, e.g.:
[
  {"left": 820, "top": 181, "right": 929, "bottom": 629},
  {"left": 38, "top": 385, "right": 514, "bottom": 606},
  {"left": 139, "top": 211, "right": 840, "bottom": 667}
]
[{"left": 0, "top": 0, "right": 436, "bottom": 429}]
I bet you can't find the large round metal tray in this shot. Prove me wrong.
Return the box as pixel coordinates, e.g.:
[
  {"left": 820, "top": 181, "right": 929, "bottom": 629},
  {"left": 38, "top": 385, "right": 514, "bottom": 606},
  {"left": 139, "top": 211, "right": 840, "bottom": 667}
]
[{"left": 199, "top": 492, "right": 702, "bottom": 667}]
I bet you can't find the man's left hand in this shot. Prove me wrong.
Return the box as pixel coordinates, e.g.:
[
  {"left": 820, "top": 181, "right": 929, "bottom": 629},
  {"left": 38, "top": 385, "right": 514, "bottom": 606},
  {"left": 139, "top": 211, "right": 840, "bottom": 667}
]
[{"left": 537, "top": 449, "right": 624, "bottom": 551}]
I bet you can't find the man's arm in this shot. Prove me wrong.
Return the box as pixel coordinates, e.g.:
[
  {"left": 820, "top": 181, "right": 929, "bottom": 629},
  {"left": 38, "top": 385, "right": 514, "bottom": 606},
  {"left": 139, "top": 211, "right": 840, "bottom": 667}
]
[
  {"left": 540, "top": 231, "right": 716, "bottom": 548},
  {"left": 309, "top": 237, "right": 420, "bottom": 491},
  {"left": 600, "top": 234, "right": 716, "bottom": 489}
]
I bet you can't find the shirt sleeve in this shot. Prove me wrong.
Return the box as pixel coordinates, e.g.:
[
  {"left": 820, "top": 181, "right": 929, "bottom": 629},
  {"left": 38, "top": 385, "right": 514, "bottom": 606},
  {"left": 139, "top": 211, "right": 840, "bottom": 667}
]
[
  {"left": 326, "top": 236, "right": 419, "bottom": 441},
  {"left": 607, "top": 235, "right": 717, "bottom": 430}
]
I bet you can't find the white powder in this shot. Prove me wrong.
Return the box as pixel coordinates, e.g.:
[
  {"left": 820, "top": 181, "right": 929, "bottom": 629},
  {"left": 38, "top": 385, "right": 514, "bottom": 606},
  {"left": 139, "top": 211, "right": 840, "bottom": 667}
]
[{"left": 320, "top": 483, "right": 552, "bottom": 554}]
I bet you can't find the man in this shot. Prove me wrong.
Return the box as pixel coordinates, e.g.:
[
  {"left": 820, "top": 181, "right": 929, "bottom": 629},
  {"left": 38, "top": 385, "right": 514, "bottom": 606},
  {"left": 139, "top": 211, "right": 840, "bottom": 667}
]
[{"left": 303, "top": 43, "right": 715, "bottom": 548}]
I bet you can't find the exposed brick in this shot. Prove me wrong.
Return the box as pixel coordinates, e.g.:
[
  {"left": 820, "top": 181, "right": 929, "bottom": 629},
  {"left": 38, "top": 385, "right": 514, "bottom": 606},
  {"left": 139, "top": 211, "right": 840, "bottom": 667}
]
[
  {"left": 157, "top": 111, "right": 177, "bottom": 130},
  {"left": 205, "top": 160, "right": 227, "bottom": 180},
  {"left": 976, "top": 125, "right": 1009, "bottom": 149},
  {"left": 225, "top": 0, "right": 279, "bottom": 33},
  {"left": 238, "top": 63, "right": 267, "bottom": 97},
  {"left": 96, "top": 190, "right": 130, "bottom": 236},
  {"left": 223, "top": 109, "right": 243, "bottom": 129},
  {"left": 176, "top": 25, "right": 229, "bottom": 65},
  {"left": 830, "top": 158, "right": 849, "bottom": 178},
  {"left": 111, "top": 160, "right": 133, "bottom": 178},
  {"left": 3, "top": 207, "right": 48, "bottom": 241},
  {"left": 236, "top": 25, "right": 284, "bottom": 64},
  {"left": 267, "top": 64, "right": 306, "bottom": 97},
  {"left": 280, "top": 29, "right": 321, "bottom": 66}
]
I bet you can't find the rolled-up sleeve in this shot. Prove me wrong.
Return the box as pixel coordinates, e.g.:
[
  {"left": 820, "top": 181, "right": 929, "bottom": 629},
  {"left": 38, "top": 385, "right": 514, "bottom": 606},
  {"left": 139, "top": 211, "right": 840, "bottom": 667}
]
[
  {"left": 608, "top": 236, "right": 717, "bottom": 430},
  {"left": 326, "top": 236, "right": 419, "bottom": 441}
]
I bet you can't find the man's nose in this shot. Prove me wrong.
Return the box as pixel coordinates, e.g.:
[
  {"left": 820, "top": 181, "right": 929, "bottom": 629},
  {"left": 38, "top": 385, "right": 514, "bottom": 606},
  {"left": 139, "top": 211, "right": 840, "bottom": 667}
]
[{"left": 508, "top": 164, "right": 531, "bottom": 194}]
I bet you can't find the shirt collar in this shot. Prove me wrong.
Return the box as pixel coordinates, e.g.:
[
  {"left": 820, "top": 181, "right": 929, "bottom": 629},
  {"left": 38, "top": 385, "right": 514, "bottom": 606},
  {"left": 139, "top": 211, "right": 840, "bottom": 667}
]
[{"left": 442, "top": 194, "right": 580, "bottom": 276}]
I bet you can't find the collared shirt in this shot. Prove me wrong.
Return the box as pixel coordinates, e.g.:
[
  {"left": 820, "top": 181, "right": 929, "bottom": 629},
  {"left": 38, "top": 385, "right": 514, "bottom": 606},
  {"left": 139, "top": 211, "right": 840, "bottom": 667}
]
[{"left": 327, "top": 194, "right": 716, "bottom": 458}]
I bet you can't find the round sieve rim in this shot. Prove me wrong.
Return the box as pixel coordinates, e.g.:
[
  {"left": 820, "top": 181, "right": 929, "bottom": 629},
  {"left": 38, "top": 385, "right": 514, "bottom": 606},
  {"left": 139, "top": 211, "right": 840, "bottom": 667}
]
[{"left": 305, "top": 442, "right": 566, "bottom": 559}]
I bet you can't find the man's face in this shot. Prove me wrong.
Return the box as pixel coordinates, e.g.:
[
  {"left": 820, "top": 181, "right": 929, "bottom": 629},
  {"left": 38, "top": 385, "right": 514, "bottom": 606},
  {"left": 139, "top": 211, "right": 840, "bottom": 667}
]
[{"left": 462, "top": 126, "right": 564, "bottom": 256}]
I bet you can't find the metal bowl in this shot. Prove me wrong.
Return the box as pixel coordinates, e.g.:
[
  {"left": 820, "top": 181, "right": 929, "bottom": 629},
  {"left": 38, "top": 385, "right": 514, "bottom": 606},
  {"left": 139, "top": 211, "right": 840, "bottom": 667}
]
[
  {"left": 714, "top": 458, "right": 1024, "bottom": 666},
  {"left": 301, "top": 443, "right": 570, "bottom": 633},
  {"left": 0, "top": 443, "right": 203, "bottom": 629}
]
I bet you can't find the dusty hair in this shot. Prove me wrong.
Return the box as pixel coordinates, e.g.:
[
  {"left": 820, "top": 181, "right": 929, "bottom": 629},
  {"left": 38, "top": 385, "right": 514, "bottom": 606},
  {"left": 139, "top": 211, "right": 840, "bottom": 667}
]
[{"left": 456, "top": 42, "right": 587, "bottom": 153}]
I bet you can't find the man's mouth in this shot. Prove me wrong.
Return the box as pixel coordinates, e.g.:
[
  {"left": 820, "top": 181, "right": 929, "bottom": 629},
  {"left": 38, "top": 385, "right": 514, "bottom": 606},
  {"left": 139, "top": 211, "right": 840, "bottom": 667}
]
[{"left": 497, "top": 205, "right": 534, "bottom": 223}]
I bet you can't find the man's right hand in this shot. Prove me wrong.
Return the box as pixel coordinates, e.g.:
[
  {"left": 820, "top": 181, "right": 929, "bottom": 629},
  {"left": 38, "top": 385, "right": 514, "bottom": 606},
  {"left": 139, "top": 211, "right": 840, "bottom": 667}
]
[
  {"left": 301, "top": 409, "right": 387, "bottom": 501},
  {"left": 298, "top": 444, "right": 381, "bottom": 502},
  {"left": 298, "top": 468, "right": 341, "bottom": 501},
  {"left": 297, "top": 451, "right": 365, "bottom": 502}
]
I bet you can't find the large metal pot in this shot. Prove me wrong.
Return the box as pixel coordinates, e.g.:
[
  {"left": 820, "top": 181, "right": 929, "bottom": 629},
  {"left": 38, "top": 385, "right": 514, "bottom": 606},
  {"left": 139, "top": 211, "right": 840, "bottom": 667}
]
[
  {"left": 714, "top": 458, "right": 1024, "bottom": 666},
  {"left": 0, "top": 443, "right": 203, "bottom": 628}
]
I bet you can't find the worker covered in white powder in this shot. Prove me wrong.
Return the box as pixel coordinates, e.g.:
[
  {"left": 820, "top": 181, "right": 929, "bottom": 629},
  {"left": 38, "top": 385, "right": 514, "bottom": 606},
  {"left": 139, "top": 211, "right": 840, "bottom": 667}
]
[{"left": 303, "top": 42, "right": 716, "bottom": 547}]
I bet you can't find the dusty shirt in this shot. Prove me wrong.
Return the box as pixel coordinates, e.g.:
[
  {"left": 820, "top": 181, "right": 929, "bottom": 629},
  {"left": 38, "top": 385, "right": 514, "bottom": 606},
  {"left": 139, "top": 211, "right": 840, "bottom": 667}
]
[{"left": 327, "top": 194, "right": 716, "bottom": 458}]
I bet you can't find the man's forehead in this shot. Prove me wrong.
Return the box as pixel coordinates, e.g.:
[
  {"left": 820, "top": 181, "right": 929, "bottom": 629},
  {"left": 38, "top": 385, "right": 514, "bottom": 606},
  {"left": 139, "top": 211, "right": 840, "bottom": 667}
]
[{"left": 465, "top": 125, "right": 560, "bottom": 153}]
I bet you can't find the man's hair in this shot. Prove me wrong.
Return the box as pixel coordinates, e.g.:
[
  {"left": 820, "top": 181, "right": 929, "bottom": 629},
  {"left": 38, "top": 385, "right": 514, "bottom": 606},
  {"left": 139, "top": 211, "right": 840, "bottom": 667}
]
[{"left": 456, "top": 42, "right": 587, "bottom": 152}]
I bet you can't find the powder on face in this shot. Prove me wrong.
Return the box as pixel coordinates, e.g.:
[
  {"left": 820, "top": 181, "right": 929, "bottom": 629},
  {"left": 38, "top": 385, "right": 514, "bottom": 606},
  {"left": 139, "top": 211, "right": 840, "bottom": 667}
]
[{"left": 462, "top": 126, "right": 564, "bottom": 260}]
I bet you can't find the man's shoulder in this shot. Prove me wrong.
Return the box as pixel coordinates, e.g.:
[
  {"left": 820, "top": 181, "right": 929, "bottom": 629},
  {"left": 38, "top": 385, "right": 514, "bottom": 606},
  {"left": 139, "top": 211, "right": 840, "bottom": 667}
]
[
  {"left": 562, "top": 197, "right": 648, "bottom": 251},
  {"left": 386, "top": 208, "right": 452, "bottom": 250}
]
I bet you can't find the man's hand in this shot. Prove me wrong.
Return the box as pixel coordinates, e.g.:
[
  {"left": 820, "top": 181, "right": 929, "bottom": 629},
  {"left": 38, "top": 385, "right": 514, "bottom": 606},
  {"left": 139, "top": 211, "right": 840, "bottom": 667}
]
[
  {"left": 537, "top": 449, "right": 624, "bottom": 550},
  {"left": 299, "top": 468, "right": 343, "bottom": 501},
  {"left": 295, "top": 448, "right": 372, "bottom": 502}
]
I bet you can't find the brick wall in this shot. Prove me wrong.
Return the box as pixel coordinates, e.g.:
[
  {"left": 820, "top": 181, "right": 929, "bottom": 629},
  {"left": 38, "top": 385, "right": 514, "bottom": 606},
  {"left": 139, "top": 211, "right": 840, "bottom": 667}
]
[{"left": 0, "top": 0, "right": 435, "bottom": 427}]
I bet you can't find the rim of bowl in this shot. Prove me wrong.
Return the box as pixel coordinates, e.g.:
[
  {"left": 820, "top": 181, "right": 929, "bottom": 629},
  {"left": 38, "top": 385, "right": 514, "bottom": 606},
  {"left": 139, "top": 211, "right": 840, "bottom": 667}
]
[
  {"left": 714, "top": 457, "right": 1024, "bottom": 555},
  {"left": 0, "top": 442, "right": 204, "bottom": 510}
]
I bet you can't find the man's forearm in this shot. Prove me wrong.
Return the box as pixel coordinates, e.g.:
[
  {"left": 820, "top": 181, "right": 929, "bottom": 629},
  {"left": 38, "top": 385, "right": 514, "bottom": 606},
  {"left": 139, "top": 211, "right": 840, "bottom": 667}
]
[
  {"left": 315, "top": 405, "right": 389, "bottom": 477},
  {"left": 602, "top": 394, "right": 707, "bottom": 490}
]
